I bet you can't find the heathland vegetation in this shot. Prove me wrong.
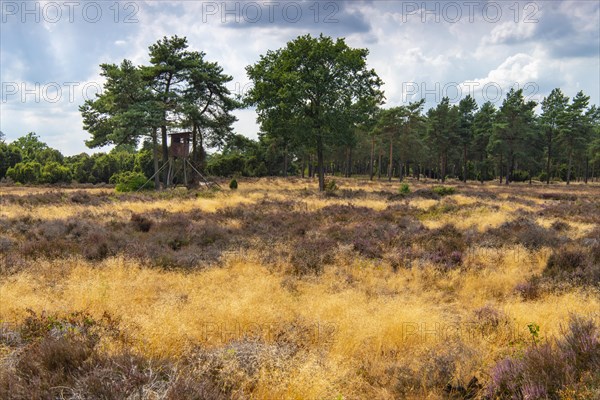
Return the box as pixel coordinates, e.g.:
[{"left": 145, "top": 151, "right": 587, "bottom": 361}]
[
  {"left": 1, "top": 33, "right": 599, "bottom": 399},
  {"left": 1, "top": 179, "right": 599, "bottom": 398}
]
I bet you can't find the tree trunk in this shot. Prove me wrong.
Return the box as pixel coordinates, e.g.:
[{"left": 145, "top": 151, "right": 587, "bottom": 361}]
[
  {"left": 398, "top": 159, "right": 403, "bottom": 182},
  {"left": 369, "top": 137, "right": 375, "bottom": 180},
  {"left": 499, "top": 153, "right": 503, "bottom": 184},
  {"left": 283, "top": 143, "right": 288, "bottom": 178},
  {"left": 161, "top": 125, "right": 169, "bottom": 187},
  {"left": 463, "top": 144, "right": 468, "bottom": 183},
  {"left": 317, "top": 135, "right": 325, "bottom": 191},
  {"left": 301, "top": 154, "right": 306, "bottom": 178},
  {"left": 152, "top": 128, "right": 160, "bottom": 190},
  {"left": 192, "top": 124, "right": 198, "bottom": 164},
  {"left": 505, "top": 153, "right": 512, "bottom": 185},
  {"left": 347, "top": 147, "right": 352, "bottom": 178},
  {"left": 388, "top": 139, "right": 393, "bottom": 181},
  {"left": 378, "top": 152, "right": 382, "bottom": 180},
  {"left": 441, "top": 153, "right": 447, "bottom": 183},
  {"left": 566, "top": 150, "right": 573, "bottom": 185},
  {"left": 546, "top": 134, "right": 552, "bottom": 184},
  {"left": 480, "top": 156, "right": 484, "bottom": 184}
]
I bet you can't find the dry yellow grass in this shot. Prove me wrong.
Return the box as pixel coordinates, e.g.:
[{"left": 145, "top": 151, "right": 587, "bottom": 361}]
[{"left": 1, "top": 178, "right": 599, "bottom": 398}]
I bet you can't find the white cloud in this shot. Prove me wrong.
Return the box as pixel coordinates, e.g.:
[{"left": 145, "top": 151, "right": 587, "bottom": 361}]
[
  {"left": 2, "top": 0, "right": 598, "bottom": 154},
  {"left": 484, "top": 21, "right": 536, "bottom": 45}
]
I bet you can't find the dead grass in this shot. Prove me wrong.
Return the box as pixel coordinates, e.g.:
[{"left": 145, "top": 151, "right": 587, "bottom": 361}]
[{"left": 1, "top": 178, "right": 599, "bottom": 399}]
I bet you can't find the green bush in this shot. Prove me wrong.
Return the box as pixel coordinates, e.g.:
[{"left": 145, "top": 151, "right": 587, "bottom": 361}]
[
  {"left": 40, "top": 162, "right": 72, "bottom": 184},
  {"left": 6, "top": 161, "right": 42, "bottom": 184},
  {"left": 399, "top": 183, "right": 411, "bottom": 195},
  {"left": 207, "top": 153, "right": 245, "bottom": 177},
  {"left": 432, "top": 186, "right": 456, "bottom": 196},
  {"left": 229, "top": 178, "right": 238, "bottom": 190},
  {"left": 325, "top": 179, "right": 338, "bottom": 192},
  {"left": 111, "top": 171, "right": 151, "bottom": 192},
  {"left": 512, "top": 169, "right": 530, "bottom": 182}
]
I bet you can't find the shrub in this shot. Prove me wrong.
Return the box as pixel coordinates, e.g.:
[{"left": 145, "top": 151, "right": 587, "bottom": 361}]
[
  {"left": 40, "top": 162, "right": 72, "bottom": 184},
  {"left": 412, "top": 188, "right": 441, "bottom": 200},
  {"left": 111, "top": 172, "right": 150, "bottom": 192},
  {"left": 324, "top": 179, "right": 338, "bottom": 192},
  {"left": 130, "top": 213, "right": 153, "bottom": 232},
  {"left": 543, "top": 245, "right": 600, "bottom": 285},
  {"left": 472, "top": 305, "right": 509, "bottom": 335},
  {"left": 550, "top": 220, "right": 570, "bottom": 231},
  {"left": 486, "top": 217, "right": 560, "bottom": 249},
  {"left": 419, "top": 224, "right": 466, "bottom": 267},
  {"left": 514, "top": 280, "right": 541, "bottom": 301},
  {"left": 229, "top": 178, "right": 238, "bottom": 190},
  {"left": 399, "top": 183, "right": 411, "bottom": 195},
  {"left": 432, "top": 186, "right": 456, "bottom": 196},
  {"left": 486, "top": 316, "right": 600, "bottom": 399},
  {"left": 289, "top": 237, "right": 336, "bottom": 275},
  {"left": 511, "top": 169, "right": 530, "bottom": 182},
  {"left": 6, "top": 161, "right": 42, "bottom": 184}
]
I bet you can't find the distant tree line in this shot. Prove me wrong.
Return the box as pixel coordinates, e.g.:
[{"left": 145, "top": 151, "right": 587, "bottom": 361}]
[{"left": 2, "top": 34, "right": 599, "bottom": 188}]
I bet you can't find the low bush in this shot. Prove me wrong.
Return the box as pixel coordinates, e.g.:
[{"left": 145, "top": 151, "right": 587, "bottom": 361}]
[
  {"left": 229, "top": 178, "right": 238, "bottom": 190},
  {"left": 289, "top": 237, "right": 336, "bottom": 275},
  {"left": 399, "top": 183, "right": 411, "bottom": 195},
  {"left": 432, "top": 186, "right": 456, "bottom": 196},
  {"left": 543, "top": 244, "right": 600, "bottom": 286},
  {"left": 418, "top": 224, "right": 466, "bottom": 267},
  {"left": 485, "top": 217, "right": 561, "bottom": 249},
  {"left": 486, "top": 316, "right": 600, "bottom": 399},
  {"left": 111, "top": 171, "right": 150, "bottom": 192},
  {"left": 0, "top": 311, "right": 246, "bottom": 400},
  {"left": 130, "top": 213, "right": 153, "bottom": 232},
  {"left": 324, "top": 179, "right": 338, "bottom": 193}
]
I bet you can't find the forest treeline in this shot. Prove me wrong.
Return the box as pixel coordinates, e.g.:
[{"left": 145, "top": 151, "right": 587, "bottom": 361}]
[{"left": 2, "top": 34, "right": 599, "bottom": 189}]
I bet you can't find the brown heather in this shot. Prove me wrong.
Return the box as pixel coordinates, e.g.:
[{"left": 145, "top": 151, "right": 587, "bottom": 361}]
[{"left": 1, "top": 178, "right": 599, "bottom": 399}]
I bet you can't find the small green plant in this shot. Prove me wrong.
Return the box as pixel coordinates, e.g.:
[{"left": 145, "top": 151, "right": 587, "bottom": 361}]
[
  {"left": 229, "top": 178, "right": 238, "bottom": 190},
  {"left": 399, "top": 183, "right": 411, "bottom": 195},
  {"left": 325, "top": 179, "right": 338, "bottom": 192},
  {"left": 111, "top": 172, "right": 151, "bottom": 192},
  {"left": 527, "top": 322, "right": 541, "bottom": 345},
  {"left": 432, "top": 186, "right": 456, "bottom": 196}
]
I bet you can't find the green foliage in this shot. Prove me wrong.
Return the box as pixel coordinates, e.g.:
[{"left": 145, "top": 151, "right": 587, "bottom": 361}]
[
  {"left": 325, "top": 179, "right": 338, "bottom": 192},
  {"left": 40, "top": 162, "right": 72, "bottom": 184},
  {"left": 527, "top": 322, "right": 542, "bottom": 345},
  {"left": 207, "top": 153, "right": 246, "bottom": 177},
  {"left": 111, "top": 171, "right": 151, "bottom": 192},
  {"left": 229, "top": 178, "right": 238, "bottom": 190},
  {"left": 511, "top": 169, "right": 530, "bottom": 182},
  {"left": 399, "top": 183, "right": 411, "bottom": 195},
  {"left": 10, "top": 132, "right": 48, "bottom": 162},
  {"left": 246, "top": 33, "right": 384, "bottom": 191},
  {"left": 432, "top": 186, "right": 456, "bottom": 196},
  {"left": 6, "top": 161, "right": 42, "bottom": 183},
  {"left": 0, "top": 142, "right": 22, "bottom": 179}
]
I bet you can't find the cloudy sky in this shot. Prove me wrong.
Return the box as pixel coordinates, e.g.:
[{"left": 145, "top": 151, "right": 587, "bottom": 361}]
[{"left": 1, "top": 0, "right": 599, "bottom": 155}]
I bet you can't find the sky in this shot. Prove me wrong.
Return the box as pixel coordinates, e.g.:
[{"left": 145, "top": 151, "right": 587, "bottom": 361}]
[{"left": 1, "top": 0, "right": 599, "bottom": 155}]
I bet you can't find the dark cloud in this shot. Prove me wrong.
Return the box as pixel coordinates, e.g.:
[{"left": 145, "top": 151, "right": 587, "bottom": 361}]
[
  {"left": 217, "top": 0, "right": 371, "bottom": 35},
  {"left": 489, "top": 1, "right": 599, "bottom": 58}
]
